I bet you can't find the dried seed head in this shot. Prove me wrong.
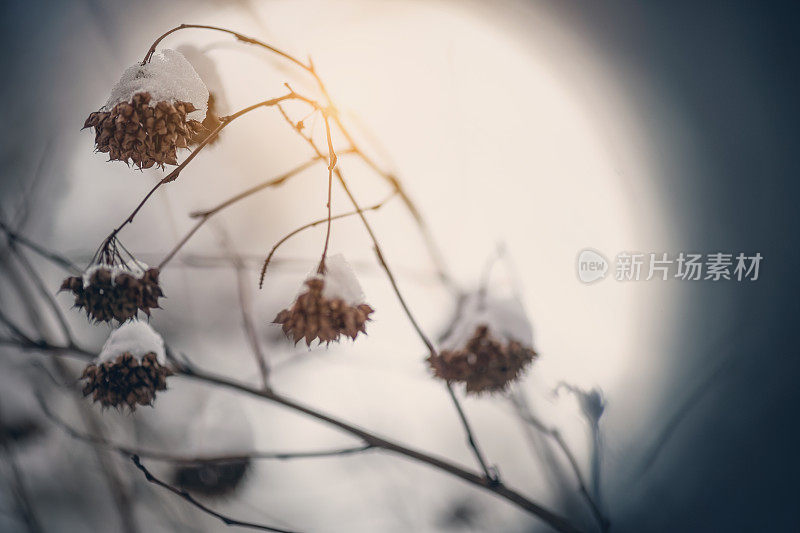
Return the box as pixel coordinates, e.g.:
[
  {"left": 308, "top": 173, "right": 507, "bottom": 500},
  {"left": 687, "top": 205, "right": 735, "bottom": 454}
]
[
  {"left": 81, "top": 321, "right": 170, "bottom": 411},
  {"left": 172, "top": 459, "right": 251, "bottom": 497},
  {"left": 427, "top": 324, "right": 536, "bottom": 394},
  {"left": 61, "top": 265, "right": 164, "bottom": 323},
  {"left": 81, "top": 352, "right": 172, "bottom": 411},
  {"left": 430, "top": 292, "right": 537, "bottom": 394},
  {"left": 274, "top": 277, "right": 374, "bottom": 346},
  {"left": 84, "top": 92, "right": 204, "bottom": 169}
]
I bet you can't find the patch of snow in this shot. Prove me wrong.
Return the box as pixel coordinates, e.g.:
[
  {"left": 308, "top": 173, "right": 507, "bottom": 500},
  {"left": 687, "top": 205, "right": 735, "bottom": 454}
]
[
  {"left": 314, "top": 254, "right": 365, "bottom": 305},
  {"left": 186, "top": 395, "right": 254, "bottom": 455},
  {"left": 103, "top": 49, "right": 208, "bottom": 121},
  {"left": 440, "top": 291, "right": 533, "bottom": 351},
  {"left": 82, "top": 261, "right": 148, "bottom": 289},
  {"left": 99, "top": 320, "right": 166, "bottom": 364}
]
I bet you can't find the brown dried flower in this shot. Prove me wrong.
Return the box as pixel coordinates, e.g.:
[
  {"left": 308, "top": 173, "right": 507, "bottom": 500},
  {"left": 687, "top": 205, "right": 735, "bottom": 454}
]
[
  {"left": 274, "top": 278, "right": 374, "bottom": 346},
  {"left": 81, "top": 352, "right": 172, "bottom": 411},
  {"left": 84, "top": 92, "right": 203, "bottom": 169},
  {"left": 60, "top": 265, "right": 164, "bottom": 323},
  {"left": 427, "top": 325, "right": 537, "bottom": 394}
]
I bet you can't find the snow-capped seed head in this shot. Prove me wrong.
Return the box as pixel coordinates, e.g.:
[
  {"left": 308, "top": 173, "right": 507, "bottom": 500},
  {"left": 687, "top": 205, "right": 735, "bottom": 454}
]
[
  {"left": 428, "top": 292, "right": 537, "bottom": 394},
  {"left": 318, "top": 254, "right": 365, "bottom": 306},
  {"left": 81, "top": 321, "right": 171, "bottom": 411},
  {"left": 99, "top": 320, "right": 166, "bottom": 364},
  {"left": 172, "top": 396, "right": 254, "bottom": 497},
  {"left": 60, "top": 264, "right": 164, "bottom": 324},
  {"left": 105, "top": 49, "right": 208, "bottom": 122},
  {"left": 274, "top": 255, "right": 373, "bottom": 346},
  {"left": 84, "top": 50, "right": 211, "bottom": 169}
]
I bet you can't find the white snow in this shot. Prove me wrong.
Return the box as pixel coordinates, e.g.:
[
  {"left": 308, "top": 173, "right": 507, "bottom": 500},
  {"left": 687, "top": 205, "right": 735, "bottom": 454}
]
[
  {"left": 82, "top": 261, "right": 148, "bottom": 289},
  {"left": 98, "top": 320, "right": 166, "bottom": 364},
  {"left": 103, "top": 49, "right": 209, "bottom": 121},
  {"left": 186, "top": 395, "right": 254, "bottom": 455},
  {"left": 314, "top": 254, "right": 365, "bottom": 305},
  {"left": 440, "top": 291, "right": 533, "bottom": 351}
]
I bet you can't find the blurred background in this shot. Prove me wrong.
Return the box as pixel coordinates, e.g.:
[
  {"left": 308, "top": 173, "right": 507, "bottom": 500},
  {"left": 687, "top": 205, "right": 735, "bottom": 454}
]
[{"left": 0, "top": 0, "right": 796, "bottom": 531}]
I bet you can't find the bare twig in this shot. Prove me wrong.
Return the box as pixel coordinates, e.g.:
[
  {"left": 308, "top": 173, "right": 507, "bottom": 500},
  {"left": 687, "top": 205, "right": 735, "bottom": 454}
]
[
  {"left": 258, "top": 194, "right": 396, "bottom": 288},
  {"left": 511, "top": 392, "right": 608, "bottom": 532},
  {"left": 141, "top": 23, "right": 453, "bottom": 288},
  {"left": 158, "top": 157, "right": 322, "bottom": 270},
  {"left": 15, "top": 335, "right": 581, "bottom": 533},
  {"left": 40, "top": 399, "right": 374, "bottom": 464},
  {"left": 213, "top": 224, "right": 271, "bottom": 389},
  {"left": 131, "top": 455, "right": 300, "bottom": 533},
  {"left": 0, "top": 219, "right": 80, "bottom": 273},
  {"left": 274, "top": 105, "right": 497, "bottom": 484},
  {"left": 100, "top": 92, "right": 318, "bottom": 257}
]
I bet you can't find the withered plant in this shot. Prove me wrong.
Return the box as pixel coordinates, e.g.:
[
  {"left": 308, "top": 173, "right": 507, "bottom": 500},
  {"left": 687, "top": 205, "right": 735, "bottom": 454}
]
[{"left": 0, "top": 24, "right": 609, "bottom": 533}]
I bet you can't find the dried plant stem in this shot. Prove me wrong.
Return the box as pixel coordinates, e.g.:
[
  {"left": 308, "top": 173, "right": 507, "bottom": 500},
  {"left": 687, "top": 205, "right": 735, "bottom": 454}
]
[
  {"left": 274, "top": 107, "right": 496, "bottom": 484},
  {"left": 132, "top": 456, "right": 299, "bottom": 533},
  {"left": 214, "top": 224, "right": 271, "bottom": 389},
  {"left": 317, "top": 112, "right": 337, "bottom": 274},
  {"left": 177, "top": 365, "right": 582, "bottom": 533},
  {"left": 142, "top": 23, "right": 453, "bottom": 288},
  {"left": 42, "top": 401, "right": 374, "bottom": 464},
  {"left": 104, "top": 92, "right": 317, "bottom": 255},
  {"left": 0, "top": 219, "right": 80, "bottom": 273},
  {"left": 511, "top": 392, "right": 608, "bottom": 532},
  {"left": 19, "top": 334, "right": 581, "bottom": 533},
  {"left": 158, "top": 157, "right": 323, "bottom": 270},
  {"left": 5, "top": 247, "right": 141, "bottom": 533},
  {"left": 258, "top": 194, "right": 396, "bottom": 288}
]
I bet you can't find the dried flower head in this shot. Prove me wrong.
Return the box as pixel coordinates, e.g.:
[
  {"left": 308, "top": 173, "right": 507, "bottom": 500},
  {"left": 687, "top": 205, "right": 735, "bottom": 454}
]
[
  {"left": 84, "top": 49, "right": 209, "bottom": 169},
  {"left": 428, "top": 325, "right": 536, "bottom": 394},
  {"left": 61, "top": 264, "right": 164, "bottom": 323},
  {"left": 173, "top": 459, "right": 251, "bottom": 497},
  {"left": 428, "top": 293, "right": 537, "bottom": 394},
  {"left": 80, "top": 321, "right": 171, "bottom": 411},
  {"left": 172, "top": 395, "right": 253, "bottom": 496},
  {"left": 274, "top": 255, "right": 374, "bottom": 346}
]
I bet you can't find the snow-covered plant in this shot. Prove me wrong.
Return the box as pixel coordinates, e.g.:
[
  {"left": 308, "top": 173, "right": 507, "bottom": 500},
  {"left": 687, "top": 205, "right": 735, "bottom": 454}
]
[
  {"left": 83, "top": 49, "right": 209, "bottom": 169},
  {"left": 0, "top": 22, "right": 611, "bottom": 533},
  {"left": 428, "top": 292, "right": 537, "bottom": 394},
  {"left": 274, "top": 254, "right": 374, "bottom": 345},
  {"left": 80, "top": 321, "right": 171, "bottom": 410}
]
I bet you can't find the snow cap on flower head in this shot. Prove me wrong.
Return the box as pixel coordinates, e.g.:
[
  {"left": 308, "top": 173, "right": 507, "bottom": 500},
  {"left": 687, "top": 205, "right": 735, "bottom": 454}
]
[
  {"left": 428, "top": 291, "right": 537, "bottom": 394},
  {"left": 81, "top": 321, "right": 172, "bottom": 411},
  {"left": 98, "top": 320, "right": 166, "bottom": 365},
  {"left": 104, "top": 49, "right": 209, "bottom": 122},
  {"left": 84, "top": 49, "right": 211, "bottom": 169},
  {"left": 274, "top": 254, "right": 374, "bottom": 346},
  {"left": 172, "top": 395, "right": 254, "bottom": 497}
]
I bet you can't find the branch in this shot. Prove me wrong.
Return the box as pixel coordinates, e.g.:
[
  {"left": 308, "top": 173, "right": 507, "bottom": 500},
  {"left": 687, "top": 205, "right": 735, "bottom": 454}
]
[
  {"left": 101, "top": 92, "right": 318, "bottom": 254},
  {"left": 176, "top": 364, "right": 582, "bottom": 533},
  {"left": 275, "top": 105, "right": 497, "bottom": 484},
  {"left": 157, "top": 157, "right": 322, "bottom": 270},
  {"left": 131, "top": 456, "right": 300, "bottom": 533},
  {"left": 258, "top": 194, "right": 396, "bottom": 288},
  {"left": 142, "top": 23, "right": 453, "bottom": 288},
  {"left": 511, "top": 391, "right": 608, "bottom": 532},
  {"left": 18, "top": 336, "right": 582, "bottom": 533},
  {"left": 41, "top": 399, "right": 373, "bottom": 464}
]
